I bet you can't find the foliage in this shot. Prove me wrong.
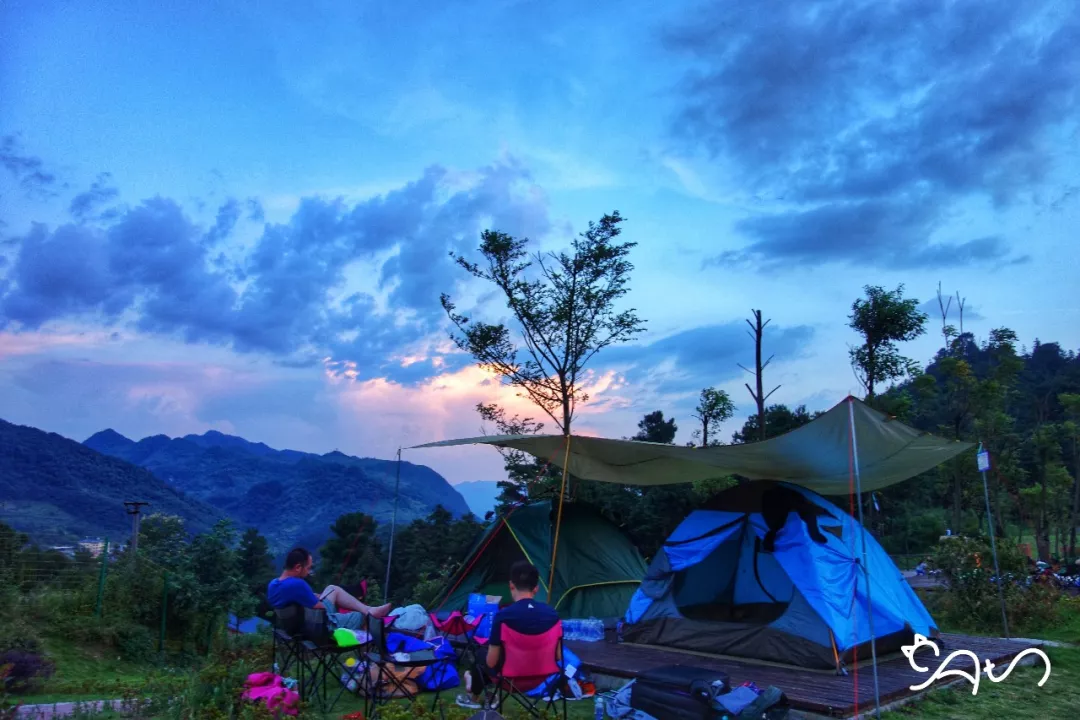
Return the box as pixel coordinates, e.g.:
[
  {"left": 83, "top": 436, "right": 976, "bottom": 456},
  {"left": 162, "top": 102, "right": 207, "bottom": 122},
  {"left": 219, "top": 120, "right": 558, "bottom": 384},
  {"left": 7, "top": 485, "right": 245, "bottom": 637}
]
[
  {"left": 442, "top": 210, "right": 646, "bottom": 435},
  {"left": 0, "top": 650, "right": 54, "bottom": 693},
  {"left": 730, "top": 403, "right": 821, "bottom": 444},
  {"left": 631, "top": 411, "right": 677, "bottom": 444},
  {"left": 847, "top": 283, "right": 928, "bottom": 401},
  {"left": 691, "top": 387, "right": 735, "bottom": 447},
  {"left": 929, "top": 536, "right": 1058, "bottom": 631},
  {"left": 476, "top": 402, "right": 560, "bottom": 510},
  {"left": 315, "top": 512, "right": 385, "bottom": 592},
  {"left": 388, "top": 506, "right": 482, "bottom": 605}
]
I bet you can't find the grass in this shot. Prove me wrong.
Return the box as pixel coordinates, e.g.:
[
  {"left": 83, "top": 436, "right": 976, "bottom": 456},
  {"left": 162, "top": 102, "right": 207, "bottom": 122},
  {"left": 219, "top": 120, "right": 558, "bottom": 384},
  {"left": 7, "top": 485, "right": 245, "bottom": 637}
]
[{"left": 886, "top": 645, "right": 1080, "bottom": 718}]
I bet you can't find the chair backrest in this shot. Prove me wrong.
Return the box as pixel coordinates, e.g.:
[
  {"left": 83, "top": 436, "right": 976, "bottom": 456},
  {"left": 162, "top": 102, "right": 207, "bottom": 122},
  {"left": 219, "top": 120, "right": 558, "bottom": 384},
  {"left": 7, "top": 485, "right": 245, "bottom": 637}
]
[
  {"left": 273, "top": 603, "right": 331, "bottom": 645},
  {"left": 499, "top": 621, "right": 562, "bottom": 679}
]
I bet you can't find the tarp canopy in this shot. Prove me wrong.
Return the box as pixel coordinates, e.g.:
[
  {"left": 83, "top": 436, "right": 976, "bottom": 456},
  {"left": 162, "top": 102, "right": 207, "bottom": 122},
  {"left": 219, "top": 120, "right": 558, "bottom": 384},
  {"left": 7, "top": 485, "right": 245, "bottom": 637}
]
[{"left": 412, "top": 396, "right": 973, "bottom": 495}]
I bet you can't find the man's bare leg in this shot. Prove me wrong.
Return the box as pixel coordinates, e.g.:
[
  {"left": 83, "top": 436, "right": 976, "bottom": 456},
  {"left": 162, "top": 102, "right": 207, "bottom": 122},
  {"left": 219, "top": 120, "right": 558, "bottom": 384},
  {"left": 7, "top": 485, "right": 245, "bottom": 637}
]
[{"left": 319, "top": 585, "right": 392, "bottom": 617}]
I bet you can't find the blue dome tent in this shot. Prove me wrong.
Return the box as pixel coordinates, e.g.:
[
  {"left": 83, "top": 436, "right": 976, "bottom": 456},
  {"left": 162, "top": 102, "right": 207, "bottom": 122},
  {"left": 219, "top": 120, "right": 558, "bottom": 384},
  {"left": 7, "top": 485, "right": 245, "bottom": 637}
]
[{"left": 622, "top": 480, "right": 938, "bottom": 671}]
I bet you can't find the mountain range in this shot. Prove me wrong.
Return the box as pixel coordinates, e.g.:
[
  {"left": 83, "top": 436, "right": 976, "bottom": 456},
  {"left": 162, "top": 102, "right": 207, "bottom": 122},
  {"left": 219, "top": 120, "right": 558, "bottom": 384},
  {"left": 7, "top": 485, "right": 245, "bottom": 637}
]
[
  {"left": 0, "top": 417, "right": 472, "bottom": 553},
  {"left": 0, "top": 419, "right": 224, "bottom": 545},
  {"left": 453, "top": 480, "right": 501, "bottom": 518}
]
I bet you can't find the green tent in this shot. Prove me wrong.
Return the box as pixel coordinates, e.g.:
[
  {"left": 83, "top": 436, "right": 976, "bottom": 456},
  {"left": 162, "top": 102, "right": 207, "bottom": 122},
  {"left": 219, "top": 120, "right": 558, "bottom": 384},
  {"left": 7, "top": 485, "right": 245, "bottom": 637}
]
[
  {"left": 434, "top": 500, "right": 647, "bottom": 620},
  {"left": 413, "top": 397, "right": 973, "bottom": 495}
]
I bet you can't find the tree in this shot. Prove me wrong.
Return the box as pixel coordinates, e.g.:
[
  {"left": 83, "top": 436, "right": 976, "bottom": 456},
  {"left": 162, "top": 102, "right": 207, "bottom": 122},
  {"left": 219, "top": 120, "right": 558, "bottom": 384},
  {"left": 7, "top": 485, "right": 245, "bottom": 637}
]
[
  {"left": 692, "top": 387, "right": 735, "bottom": 447},
  {"left": 848, "top": 284, "right": 928, "bottom": 402},
  {"left": 317, "top": 513, "right": 385, "bottom": 592},
  {"left": 442, "top": 211, "right": 646, "bottom": 436},
  {"left": 731, "top": 404, "right": 821, "bottom": 444},
  {"left": 738, "top": 310, "right": 781, "bottom": 440},
  {"left": 1059, "top": 393, "right": 1080, "bottom": 557},
  {"left": 388, "top": 506, "right": 483, "bottom": 605},
  {"left": 632, "top": 411, "right": 678, "bottom": 444},
  {"left": 476, "top": 402, "right": 558, "bottom": 510},
  {"left": 237, "top": 527, "right": 275, "bottom": 606}
]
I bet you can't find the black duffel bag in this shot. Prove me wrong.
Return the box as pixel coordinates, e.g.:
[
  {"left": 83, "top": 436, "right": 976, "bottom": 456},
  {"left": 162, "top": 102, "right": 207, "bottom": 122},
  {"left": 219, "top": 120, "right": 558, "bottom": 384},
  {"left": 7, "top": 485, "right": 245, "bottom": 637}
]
[{"left": 630, "top": 665, "right": 730, "bottom": 720}]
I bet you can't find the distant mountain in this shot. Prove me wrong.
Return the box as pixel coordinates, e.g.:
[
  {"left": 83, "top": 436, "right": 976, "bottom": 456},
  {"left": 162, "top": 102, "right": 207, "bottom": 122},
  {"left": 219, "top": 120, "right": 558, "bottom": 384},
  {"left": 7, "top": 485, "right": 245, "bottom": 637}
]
[
  {"left": 454, "top": 481, "right": 501, "bottom": 518},
  {"left": 83, "top": 428, "right": 471, "bottom": 553},
  {"left": 0, "top": 419, "right": 224, "bottom": 545}
]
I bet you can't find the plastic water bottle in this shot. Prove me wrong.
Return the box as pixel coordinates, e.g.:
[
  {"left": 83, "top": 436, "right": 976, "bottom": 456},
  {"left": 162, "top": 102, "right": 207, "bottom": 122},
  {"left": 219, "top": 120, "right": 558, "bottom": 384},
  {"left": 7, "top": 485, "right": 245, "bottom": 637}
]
[
  {"left": 616, "top": 620, "right": 624, "bottom": 644},
  {"left": 564, "top": 619, "right": 578, "bottom": 641},
  {"left": 594, "top": 694, "right": 604, "bottom": 720}
]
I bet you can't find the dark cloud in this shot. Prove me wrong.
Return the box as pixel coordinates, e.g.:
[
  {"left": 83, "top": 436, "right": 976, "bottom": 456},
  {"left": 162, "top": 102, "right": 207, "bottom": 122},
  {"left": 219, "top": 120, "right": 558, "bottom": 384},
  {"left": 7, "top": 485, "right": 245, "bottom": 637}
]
[
  {"left": 601, "top": 320, "right": 815, "bottom": 393},
  {"left": 667, "top": 1, "right": 1080, "bottom": 268},
  {"left": 1, "top": 135, "right": 63, "bottom": 198},
  {"left": 245, "top": 198, "right": 265, "bottom": 223},
  {"left": 203, "top": 199, "right": 241, "bottom": 245},
  {"left": 69, "top": 173, "right": 120, "bottom": 220},
  {"left": 706, "top": 199, "right": 1027, "bottom": 270},
  {"left": 0, "top": 159, "right": 549, "bottom": 384}
]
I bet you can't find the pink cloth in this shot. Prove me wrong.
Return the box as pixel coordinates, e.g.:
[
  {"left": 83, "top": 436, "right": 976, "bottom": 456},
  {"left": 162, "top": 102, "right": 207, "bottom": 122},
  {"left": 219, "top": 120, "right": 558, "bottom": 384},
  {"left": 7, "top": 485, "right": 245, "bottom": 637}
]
[{"left": 242, "top": 672, "right": 299, "bottom": 717}]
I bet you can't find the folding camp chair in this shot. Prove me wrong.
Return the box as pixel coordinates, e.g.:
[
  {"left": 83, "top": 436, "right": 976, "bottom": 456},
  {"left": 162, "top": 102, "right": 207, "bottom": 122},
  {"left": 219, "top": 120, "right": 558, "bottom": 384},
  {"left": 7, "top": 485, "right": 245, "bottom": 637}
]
[
  {"left": 271, "top": 604, "right": 368, "bottom": 713},
  {"left": 483, "top": 621, "right": 567, "bottom": 719},
  {"left": 430, "top": 611, "right": 488, "bottom": 663},
  {"left": 364, "top": 614, "right": 447, "bottom": 715}
]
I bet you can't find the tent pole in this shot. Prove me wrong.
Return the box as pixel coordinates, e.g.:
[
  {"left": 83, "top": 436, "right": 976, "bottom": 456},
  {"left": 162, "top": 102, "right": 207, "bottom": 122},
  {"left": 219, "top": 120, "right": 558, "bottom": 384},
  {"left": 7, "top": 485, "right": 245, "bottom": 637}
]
[
  {"left": 548, "top": 435, "right": 572, "bottom": 601},
  {"left": 384, "top": 447, "right": 402, "bottom": 600},
  {"left": 848, "top": 399, "right": 881, "bottom": 719},
  {"left": 978, "top": 443, "right": 1010, "bottom": 638}
]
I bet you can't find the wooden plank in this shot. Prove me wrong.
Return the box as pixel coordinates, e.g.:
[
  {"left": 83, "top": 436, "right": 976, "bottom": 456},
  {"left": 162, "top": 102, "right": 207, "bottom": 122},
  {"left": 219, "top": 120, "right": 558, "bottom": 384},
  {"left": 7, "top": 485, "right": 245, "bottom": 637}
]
[{"left": 568, "top": 633, "right": 1042, "bottom": 717}]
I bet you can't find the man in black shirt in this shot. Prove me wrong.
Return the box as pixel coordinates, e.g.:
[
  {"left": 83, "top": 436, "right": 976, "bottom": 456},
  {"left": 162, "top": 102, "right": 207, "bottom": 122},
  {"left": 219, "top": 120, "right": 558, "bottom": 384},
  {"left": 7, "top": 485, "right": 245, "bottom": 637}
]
[{"left": 456, "top": 560, "right": 560, "bottom": 709}]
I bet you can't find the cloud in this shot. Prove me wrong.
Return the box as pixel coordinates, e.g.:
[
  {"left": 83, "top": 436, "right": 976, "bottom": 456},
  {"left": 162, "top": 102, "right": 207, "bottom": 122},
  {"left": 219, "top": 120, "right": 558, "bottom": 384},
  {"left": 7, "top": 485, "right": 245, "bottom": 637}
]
[
  {"left": 600, "top": 320, "right": 815, "bottom": 394},
  {"left": 706, "top": 200, "right": 1026, "bottom": 270},
  {"left": 0, "top": 158, "right": 550, "bottom": 385},
  {"left": 666, "top": 1, "right": 1080, "bottom": 268},
  {"left": 0, "top": 135, "right": 62, "bottom": 199},
  {"left": 69, "top": 173, "right": 120, "bottom": 220}
]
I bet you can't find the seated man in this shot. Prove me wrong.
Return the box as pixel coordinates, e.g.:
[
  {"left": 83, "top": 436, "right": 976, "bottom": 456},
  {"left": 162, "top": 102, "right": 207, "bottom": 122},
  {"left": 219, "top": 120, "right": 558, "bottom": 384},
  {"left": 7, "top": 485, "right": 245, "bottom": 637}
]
[
  {"left": 268, "top": 547, "right": 392, "bottom": 631},
  {"left": 457, "top": 560, "right": 561, "bottom": 709}
]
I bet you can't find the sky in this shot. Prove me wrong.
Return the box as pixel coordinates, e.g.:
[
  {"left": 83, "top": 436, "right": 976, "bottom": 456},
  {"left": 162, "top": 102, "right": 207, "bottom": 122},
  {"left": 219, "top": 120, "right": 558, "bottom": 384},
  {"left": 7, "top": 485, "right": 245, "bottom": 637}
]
[{"left": 2, "top": 0, "right": 1079, "bottom": 486}]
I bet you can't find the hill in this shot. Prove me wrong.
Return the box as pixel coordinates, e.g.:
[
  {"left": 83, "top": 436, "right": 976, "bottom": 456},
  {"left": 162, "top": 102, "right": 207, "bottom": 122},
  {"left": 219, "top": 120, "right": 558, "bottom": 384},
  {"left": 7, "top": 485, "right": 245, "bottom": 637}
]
[
  {"left": 453, "top": 480, "right": 501, "bottom": 518},
  {"left": 83, "top": 428, "right": 472, "bottom": 553},
  {"left": 0, "top": 419, "right": 224, "bottom": 545}
]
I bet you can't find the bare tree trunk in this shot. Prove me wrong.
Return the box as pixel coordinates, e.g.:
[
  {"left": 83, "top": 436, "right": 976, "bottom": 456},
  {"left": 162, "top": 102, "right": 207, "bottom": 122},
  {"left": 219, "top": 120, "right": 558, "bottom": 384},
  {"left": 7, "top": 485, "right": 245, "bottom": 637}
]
[{"left": 740, "top": 310, "right": 779, "bottom": 441}]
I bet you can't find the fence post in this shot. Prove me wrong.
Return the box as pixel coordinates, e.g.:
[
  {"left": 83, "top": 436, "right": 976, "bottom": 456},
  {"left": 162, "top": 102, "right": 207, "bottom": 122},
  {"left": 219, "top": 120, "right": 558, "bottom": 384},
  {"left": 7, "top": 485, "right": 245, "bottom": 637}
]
[
  {"left": 159, "top": 570, "right": 168, "bottom": 655},
  {"left": 94, "top": 537, "right": 110, "bottom": 618}
]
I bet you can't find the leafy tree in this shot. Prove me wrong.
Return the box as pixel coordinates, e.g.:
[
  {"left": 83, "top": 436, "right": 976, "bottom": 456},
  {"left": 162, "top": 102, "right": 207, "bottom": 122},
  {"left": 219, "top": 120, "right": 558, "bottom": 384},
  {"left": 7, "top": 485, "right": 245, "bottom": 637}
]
[
  {"left": 442, "top": 211, "right": 646, "bottom": 436},
  {"left": 1060, "top": 393, "right": 1080, "bottom": 557},
  {"left": 731, "top": 404, "right": 821, "bottom": 444},
  {"left": 848, "top": 284, "right": 928, "bottom": 402},
  {"left": 632, "top": 411, "right": 678, "bottom": 444},
  {"left": 237, "top": 527, "right": 275, "bottom": 607},
  {"left": 388, "top": 506, "right": 483, "bottom": 605},
  {"left": 476, "top": 402, "right": 560, "bottom": 510},
  {"left": 691, "top": 387, "right": 735, "bottom": 447},
  {"left": 316, "top": 513, "right": 385, "bottom": 591}
]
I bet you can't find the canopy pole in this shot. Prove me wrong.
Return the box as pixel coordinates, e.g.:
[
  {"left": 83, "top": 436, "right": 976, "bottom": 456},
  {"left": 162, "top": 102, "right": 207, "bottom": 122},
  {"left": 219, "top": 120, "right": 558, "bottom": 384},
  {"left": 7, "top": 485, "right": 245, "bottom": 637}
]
[
  {"left": 848, "top": 398, "right": 881, "bottom": 719},
  {"left": 547, "top": 435, "right": 572, "bottom": 600},
  {"left": 384, "top": 447, "right": 402, "bottom": 599},
  {"left": 978, "top": 443, "right": 1010, "bottom": 638}
]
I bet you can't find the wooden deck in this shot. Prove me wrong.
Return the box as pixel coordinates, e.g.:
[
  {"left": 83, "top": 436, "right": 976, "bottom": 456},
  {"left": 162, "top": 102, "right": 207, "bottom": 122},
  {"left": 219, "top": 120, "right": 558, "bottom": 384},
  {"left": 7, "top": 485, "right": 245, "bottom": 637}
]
[{"left": 566, "top": 632, "right": 1042, "bottom": 717}]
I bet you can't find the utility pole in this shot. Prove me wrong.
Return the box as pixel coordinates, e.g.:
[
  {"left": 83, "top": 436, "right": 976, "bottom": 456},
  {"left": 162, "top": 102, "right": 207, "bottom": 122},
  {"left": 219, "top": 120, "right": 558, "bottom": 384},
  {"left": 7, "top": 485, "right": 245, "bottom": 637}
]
[{"left": 123, "top": 501, "right": 149, "bottom": 554}]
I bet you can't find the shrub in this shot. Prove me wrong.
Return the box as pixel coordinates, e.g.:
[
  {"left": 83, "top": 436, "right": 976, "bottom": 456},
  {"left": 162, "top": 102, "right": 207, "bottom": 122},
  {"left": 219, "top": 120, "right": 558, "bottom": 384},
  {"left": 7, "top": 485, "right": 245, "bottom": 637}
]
[
  {"left": 929, "top": 535, "right": 1061, "bottom": 632},
  {"left": 0, "top": 650, "right": 55, "bottom": 693}
]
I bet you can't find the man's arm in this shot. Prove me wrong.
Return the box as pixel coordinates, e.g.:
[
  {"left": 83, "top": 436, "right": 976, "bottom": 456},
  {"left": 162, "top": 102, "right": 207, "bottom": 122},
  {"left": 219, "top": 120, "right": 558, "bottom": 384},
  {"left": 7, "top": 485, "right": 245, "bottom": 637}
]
[
  {"left": 486, "top": 616, "right": 503, "bottom": 668},
  {"left": 486, "top": 644, "right": 502, "bottom": 669}
]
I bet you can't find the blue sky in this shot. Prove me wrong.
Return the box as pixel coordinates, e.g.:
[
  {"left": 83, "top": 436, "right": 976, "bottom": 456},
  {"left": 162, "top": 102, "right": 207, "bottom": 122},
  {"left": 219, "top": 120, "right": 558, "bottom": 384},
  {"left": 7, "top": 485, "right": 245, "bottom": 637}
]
[{"left": 2, "top": 0, "right": 1078, "bottom": 485}]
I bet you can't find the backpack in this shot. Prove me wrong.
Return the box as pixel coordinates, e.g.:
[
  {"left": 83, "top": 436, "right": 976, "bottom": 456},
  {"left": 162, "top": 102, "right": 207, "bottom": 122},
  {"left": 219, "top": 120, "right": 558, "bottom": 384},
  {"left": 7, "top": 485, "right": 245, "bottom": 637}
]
[{"left": 629, "top": 665, "right": 730, "bottom": 720}]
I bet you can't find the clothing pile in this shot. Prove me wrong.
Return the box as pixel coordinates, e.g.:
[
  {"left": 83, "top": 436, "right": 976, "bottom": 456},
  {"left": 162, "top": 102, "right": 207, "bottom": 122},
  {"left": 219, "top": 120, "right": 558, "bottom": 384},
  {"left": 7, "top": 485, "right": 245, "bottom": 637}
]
[
  {"left": 603, "top": 666, "right": 787, "bottom": 720},
  {"left": 241, "top": 672, "right": 300, "bottom": 717}
]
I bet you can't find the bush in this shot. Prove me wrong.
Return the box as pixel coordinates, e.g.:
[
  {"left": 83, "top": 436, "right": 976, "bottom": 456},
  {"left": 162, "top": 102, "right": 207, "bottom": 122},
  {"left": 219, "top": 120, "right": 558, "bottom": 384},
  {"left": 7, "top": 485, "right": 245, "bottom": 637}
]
[
  {"left": 0, "top": 650, "right": 55, "bottom": 693},
  {"left": 930, "top": 535, "right": 1061, "bottom": 632}
]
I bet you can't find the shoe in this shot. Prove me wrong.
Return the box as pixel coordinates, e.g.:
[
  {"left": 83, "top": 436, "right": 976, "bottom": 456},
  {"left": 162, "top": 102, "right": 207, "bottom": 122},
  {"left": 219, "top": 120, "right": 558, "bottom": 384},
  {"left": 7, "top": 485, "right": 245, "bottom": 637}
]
[{"left": 455, "top": 694, "right": 482, "bottom": 709}]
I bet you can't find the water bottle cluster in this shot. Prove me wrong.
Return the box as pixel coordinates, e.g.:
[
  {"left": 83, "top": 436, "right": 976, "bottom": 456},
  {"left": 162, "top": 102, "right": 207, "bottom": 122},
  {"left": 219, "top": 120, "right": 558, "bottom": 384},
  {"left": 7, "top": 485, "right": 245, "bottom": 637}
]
[{"left": 563, "top": 617, "right": 605, "bottom": 642}]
